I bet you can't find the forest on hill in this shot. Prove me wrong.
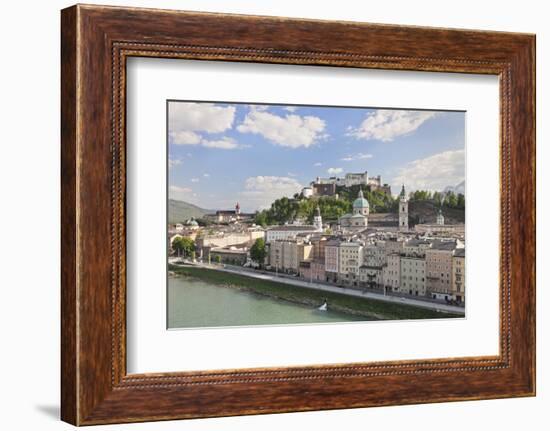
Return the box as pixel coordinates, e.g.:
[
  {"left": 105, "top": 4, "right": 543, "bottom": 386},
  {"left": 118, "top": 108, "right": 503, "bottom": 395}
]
[{"left": 253, "top": 185, "right": 465, "bottom": 227}]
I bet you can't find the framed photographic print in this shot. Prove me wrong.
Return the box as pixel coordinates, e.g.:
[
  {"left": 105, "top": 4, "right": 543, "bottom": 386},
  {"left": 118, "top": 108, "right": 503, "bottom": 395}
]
[{"left": 61, "top": 4, "right": 535, "bottom": 425}]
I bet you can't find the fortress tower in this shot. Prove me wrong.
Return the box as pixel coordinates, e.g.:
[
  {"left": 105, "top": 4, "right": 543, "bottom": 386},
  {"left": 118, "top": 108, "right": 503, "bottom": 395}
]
[{"left": 399, "top": 184, "right": 409, "bottom": 231}]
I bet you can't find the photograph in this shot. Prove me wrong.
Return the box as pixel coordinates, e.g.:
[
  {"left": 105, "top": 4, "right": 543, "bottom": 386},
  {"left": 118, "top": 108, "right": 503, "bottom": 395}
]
[{"left": 167, "top": 101, "right": 467, "bottom": 329}]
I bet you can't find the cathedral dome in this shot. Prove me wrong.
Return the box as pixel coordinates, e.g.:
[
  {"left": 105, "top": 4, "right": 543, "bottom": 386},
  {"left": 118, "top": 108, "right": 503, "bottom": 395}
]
[
  {"left": 353, "top": 189, "right": 369, "bottom": 209},
  {"left": 186, "top": 218, "right": 199, "bottom": 227}
]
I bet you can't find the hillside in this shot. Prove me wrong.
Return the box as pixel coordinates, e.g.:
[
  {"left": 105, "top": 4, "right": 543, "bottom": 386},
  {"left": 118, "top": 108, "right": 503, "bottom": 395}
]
[
  {"left": 408, "top": 200, "right": 465, "bottom": 226},
  {"left": 168, "top": 199, "right": 211, "bottom": 223}
]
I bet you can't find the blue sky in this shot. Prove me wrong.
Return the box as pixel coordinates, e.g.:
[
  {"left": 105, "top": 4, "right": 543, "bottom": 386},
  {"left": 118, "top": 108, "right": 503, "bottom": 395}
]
[{"left": 168, "top": 101, "right": 465, "bottom": 213}]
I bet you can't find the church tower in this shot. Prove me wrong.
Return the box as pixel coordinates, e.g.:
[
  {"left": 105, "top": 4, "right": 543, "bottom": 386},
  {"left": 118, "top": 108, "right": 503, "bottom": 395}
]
[
  {"left": 313, "top": 205, "right": 323, "bottom": 231},
  {"left": 399, "top": 184, "right": 409, "bottom": 231}
]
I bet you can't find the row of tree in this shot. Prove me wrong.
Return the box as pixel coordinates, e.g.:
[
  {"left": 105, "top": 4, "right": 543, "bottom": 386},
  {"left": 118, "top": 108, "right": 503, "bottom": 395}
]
[
  {"left": 172, "top": 235, "right": 267, "bottom": 266},
  {"left": 408, "top": 190, "right": 465, "bottom": 209},
  {"left": 172, "top": 236, "right": 196, "bottom": 258}
]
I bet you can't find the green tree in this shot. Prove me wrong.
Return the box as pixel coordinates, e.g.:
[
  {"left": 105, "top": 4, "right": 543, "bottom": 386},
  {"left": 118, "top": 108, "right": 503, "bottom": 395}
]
[
  {"left": 214, "top": 255, "right": 222, "bottom": 264},
  {"left": 456, "top": 193, "right": 465, "bottom": 209},
  {"left": 444, "top": 191, "right": 458, "bottom": 208},
  {"left": 172, "top": 237, "right": 195, "bottom": 257},
  {"left": 254, "top": 210, "right": 269, "bottom": 227},
  {"left": 250, "top": 238, "right": 267, "bottom": 266}
]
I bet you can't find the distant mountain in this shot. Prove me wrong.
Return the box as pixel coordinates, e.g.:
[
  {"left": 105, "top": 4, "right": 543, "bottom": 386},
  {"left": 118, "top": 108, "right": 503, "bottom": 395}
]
[
  {"left": 443, "top": 180, "right": 465, "bottom": 195},
  {"left": 168, "top": 199, "right": 211, "bottom": 223}
]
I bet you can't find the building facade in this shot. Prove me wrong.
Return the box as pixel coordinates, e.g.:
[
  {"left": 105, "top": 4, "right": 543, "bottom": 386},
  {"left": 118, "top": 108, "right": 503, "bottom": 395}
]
[
  {"left": 400, "top": 255, "right": 426, "bottom": 296},
  {"left": 265, "top": 225, "right": 319, "bottom": 243},
  {"left": 452, "top": 248, "right": 466, "bottom": 303},
  {"left": 268, "top": 239, "right": 313, "bottom": 274},
  {"left": 383, "top": 253, "right": 401, "bottom": 292},
  {"left": 338, "top": 242, "right": 363, "bottom": 286},
  {"left": 425, "top": 241, "right": 457, "bottom": 299},
  {"left": 324, "top": 240, "right": 340, "bottom": 283}
]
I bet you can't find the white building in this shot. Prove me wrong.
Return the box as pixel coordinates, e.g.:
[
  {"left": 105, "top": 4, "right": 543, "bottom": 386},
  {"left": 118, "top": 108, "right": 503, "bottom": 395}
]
[
  {"left": 265, "top": 225, "right": 319, "bottom": 243},
  {"left": 301, "top": 187, "right": 314, "bottom": 198}
]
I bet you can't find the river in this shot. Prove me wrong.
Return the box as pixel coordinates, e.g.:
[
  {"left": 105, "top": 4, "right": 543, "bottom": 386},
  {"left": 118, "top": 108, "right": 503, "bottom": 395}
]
[{"left": 168, "top": 276, "right": 365, "bottom": 329}]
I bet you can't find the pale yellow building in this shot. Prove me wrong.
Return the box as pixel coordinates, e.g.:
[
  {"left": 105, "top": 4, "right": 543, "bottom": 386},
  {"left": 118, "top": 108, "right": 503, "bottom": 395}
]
[
  {"left": 338, "top": 241, "right": 363, "bottom": 286},
  {"left": 268, "top": 239, "right": 313, "bottom": 274}
]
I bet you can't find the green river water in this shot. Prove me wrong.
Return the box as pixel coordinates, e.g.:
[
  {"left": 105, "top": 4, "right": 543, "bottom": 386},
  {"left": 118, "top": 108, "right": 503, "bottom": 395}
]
[{"left": 168, "top": 276, "right": 366, "bottom": 329}]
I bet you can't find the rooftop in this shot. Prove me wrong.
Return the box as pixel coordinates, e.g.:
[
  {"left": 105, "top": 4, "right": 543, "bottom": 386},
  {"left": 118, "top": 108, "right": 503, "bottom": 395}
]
[
  {"left": 429, "top": 240, "right": 458, "bottom": 251},
  {"left": 454, "top": 248, "right": 466, "bottom": 257}
]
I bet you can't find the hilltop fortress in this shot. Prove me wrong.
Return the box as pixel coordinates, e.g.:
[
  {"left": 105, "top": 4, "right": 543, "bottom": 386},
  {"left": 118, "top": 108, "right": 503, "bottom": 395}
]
[{"left": 301, "top": 171, "right": 392, "bottom": 198}]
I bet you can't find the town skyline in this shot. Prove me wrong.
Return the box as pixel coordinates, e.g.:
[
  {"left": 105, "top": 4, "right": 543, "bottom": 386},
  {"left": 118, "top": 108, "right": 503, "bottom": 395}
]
[{"left": 168, "top": 101, "right": 465, "bottom": 213}]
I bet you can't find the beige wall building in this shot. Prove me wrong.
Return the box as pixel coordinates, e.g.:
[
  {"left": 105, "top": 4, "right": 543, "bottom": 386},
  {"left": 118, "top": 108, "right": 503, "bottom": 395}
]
[
  {"left": 425, "top": 242, "right": 457, "bottom": 298},
  {"left": 197, "top": 230, "right": 263, "bottom": 249},
  {"left": 414, "top": 223, "right": 465, "bottom": 235},
  {"left": 338, "top": 242, "right": 363, "bottom": 286},
  {"left": 383, "top": 253, "right": 401, "bottom": 292},
  {"left": 452, "top": 248, "right": 466, "bottom": 303},
  {"left": 269, "top": 239, "right": 313, "bottom": 274},
  {"left": 364, "top": 243, "right": 386, "bottom": 267},
  {"left": 359, "top": 265, "right": 383, "bottom": 288},
  {"left": 400, "top": 255, "right": 426, "bottom": 296},
  {"left": 384, "top": 238, "right": 405, "bottom": 257},
  {"left": 403, "top": 239, "right": 431, "bottom": 257},
  {"left": 265, "top": 225, "right": 319, "bottom": 242}
]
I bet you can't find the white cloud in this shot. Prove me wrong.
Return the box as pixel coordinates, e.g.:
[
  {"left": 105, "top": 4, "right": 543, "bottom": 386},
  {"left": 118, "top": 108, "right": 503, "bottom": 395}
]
[
  {"left": 251, "top": 105, "right": 269, "bottom": 112},
  {"left": 284, "top": 106, "right": 297, "bottom": 113},
  {"left": 327, "top": 167, "right": 343, "bottom": 175},
  {"left": 391, "top": 149, "right": 465, "bottom": 193},
  {"left": 201, "top": 137, "right": 241, "bottom": 150},
  {"left": 203, "top": 173, "right": 210, "bottom": 178},
  {"left": 341, "top": 152, "right": 373, "bottom": 162},
  {"left": 170, "top": 133, "right": 244, "bottom": 150},
  {"left": 237, "top": 110, "right": 327, "bottom": 148},
  {"left": 314, "top": 162, "right": 323, "bottom": 167},
  {"left": 191, "top": 178, "right": 200, "bottom": 183},
  {"left": 168, "top": 102, "right": 242, "bottom": 149},
  {"left": 168, "top": 158, "right": 182, "bottom": 168},
  {"left": 170, "top": 131, "right": 201, "bottom": 145},
  {"left": 169, "top": 185, "right": 195, "bottom": 203},
  {"left": 169, "top": 185, "right": 192, "bottom": 194},
  {"left": 240, "top": 176, "right": 303, "bottom": 210},
  {"left": 347, "top": 109, "right": 437, "bottom": 142},
  {"left": 169, "top": 102, "right": 236, "bottom": 134}
]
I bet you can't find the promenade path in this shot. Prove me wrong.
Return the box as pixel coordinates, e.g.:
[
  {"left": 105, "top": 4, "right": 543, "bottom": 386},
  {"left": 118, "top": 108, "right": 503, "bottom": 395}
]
[{"left": 170, "top": 260, "right": 465, "bottom": 315}]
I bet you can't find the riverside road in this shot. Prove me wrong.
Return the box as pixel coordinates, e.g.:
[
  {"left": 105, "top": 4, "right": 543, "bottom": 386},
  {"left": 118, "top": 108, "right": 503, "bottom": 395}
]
[{"left": 169, "top": 260, "right": 465, "bottom": 315}]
